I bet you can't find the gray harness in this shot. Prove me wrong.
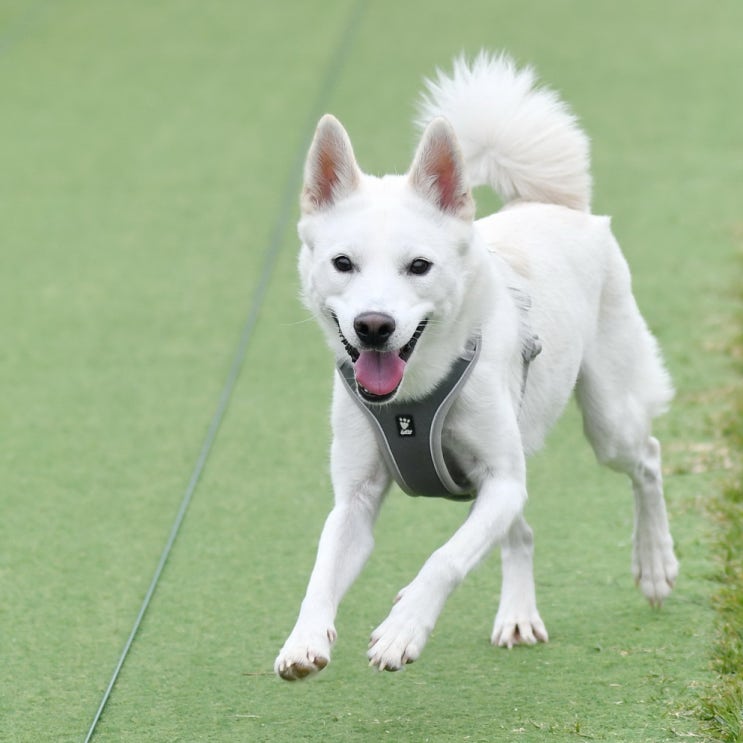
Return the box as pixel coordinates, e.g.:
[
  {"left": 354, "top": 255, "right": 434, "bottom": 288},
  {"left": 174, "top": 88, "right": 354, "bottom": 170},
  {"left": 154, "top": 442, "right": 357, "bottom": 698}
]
[
  {"left": 337, "top": 338, "right": 481, "bottom": 501},
  {"left": 336, "top": 333, "right": 542, "bottom": 501}
]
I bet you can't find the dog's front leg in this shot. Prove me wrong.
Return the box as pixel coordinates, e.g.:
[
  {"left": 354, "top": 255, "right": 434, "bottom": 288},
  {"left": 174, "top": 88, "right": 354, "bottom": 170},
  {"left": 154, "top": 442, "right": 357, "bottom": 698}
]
[
  {"left": 275, "top": 396, "right": 389, "bottom": 680},
  {"left": 274, "top": 498, "right": 379, "bottom": 680},
  {"left": 367, "top": 467, "right": 527, "bottom": 671}
]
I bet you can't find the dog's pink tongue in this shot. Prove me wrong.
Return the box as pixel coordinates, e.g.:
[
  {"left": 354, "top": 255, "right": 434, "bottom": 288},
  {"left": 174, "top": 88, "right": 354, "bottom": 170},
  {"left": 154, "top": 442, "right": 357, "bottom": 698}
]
[{"left": 354, "top": 351, "right": 406, "bottom": 396}]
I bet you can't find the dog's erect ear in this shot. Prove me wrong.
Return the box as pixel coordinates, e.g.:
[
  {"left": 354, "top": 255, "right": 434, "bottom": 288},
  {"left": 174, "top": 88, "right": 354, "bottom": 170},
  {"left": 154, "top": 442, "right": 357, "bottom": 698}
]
[
  {"left": 301, "top": 115, "right": 362, "bottom": 214},
  {"left": 409, "top": 118, "right": 474, "bottom": 221}
]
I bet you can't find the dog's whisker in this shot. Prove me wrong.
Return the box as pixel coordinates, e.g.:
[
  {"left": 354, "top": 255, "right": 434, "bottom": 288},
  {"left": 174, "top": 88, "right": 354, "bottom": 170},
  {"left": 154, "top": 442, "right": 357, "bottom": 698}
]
[{"left": 281, "top": 315, "right": 317, "bottom": 327}]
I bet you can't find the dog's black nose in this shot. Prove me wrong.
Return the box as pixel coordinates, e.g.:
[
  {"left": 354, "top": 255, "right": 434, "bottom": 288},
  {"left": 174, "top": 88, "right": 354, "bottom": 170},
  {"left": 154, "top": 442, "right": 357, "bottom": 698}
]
[{"left": 354, "top": 312, "right": 396, "bottom": 348}]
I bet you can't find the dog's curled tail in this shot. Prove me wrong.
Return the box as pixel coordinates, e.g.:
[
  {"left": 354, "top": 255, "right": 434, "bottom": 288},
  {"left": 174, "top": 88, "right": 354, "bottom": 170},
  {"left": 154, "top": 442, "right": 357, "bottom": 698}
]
[{"left": 415, "top": 52, "right": 591, "bottom": 211}]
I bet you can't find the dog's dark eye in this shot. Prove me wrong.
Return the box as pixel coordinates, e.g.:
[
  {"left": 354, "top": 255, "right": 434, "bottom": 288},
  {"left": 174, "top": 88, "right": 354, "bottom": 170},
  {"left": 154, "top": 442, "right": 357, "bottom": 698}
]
[
  {"left": 332, "top": 255, "right": 354, "bottom": 273},
  {"left": 408, "top": 258, "right": 433, "bottom": 276}
]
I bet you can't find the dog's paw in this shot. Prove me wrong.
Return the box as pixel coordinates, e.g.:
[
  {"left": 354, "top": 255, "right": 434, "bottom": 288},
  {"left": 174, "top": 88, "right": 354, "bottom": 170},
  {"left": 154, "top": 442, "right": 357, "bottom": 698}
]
[
  {"left": 367, "top": 588, "right": 435, "bottom": 671},
  {"left": 367, "top": 615, "right": 428, "bottom": 672},
  {"left": 633, "top": 536, "right": 679, "bottom": 607},
  {"left": 274, "top": 625, "right": 336, "bottom": 681},
  {"left": 491, "top": 611, "right": 548, "bottom": 649}
]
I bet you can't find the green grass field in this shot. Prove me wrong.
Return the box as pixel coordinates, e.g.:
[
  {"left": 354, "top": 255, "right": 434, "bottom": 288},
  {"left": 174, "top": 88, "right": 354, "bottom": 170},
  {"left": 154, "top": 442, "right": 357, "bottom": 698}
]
[{"left": 2, "top": 1, "right": 742, "bottom": 741}]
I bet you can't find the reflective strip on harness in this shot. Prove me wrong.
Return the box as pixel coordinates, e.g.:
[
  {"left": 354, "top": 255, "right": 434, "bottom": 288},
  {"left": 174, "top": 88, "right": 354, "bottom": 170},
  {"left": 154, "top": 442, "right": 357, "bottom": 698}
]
[{"left": 336, "top": 338, "right": 481, "bottom": 501}]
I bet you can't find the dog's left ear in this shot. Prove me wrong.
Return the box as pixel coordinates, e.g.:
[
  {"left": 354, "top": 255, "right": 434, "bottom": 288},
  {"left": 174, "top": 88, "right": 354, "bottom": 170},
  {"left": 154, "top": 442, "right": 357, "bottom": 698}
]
[{"left": 409, "top": 118, "right": 475, "bottom": 221}]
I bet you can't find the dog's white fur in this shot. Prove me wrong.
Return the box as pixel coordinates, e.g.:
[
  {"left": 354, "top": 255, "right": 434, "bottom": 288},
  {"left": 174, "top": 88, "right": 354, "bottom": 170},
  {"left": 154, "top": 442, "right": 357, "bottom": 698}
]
[{"left": 275, "top": 52, "right": 678, "bottom": 680}]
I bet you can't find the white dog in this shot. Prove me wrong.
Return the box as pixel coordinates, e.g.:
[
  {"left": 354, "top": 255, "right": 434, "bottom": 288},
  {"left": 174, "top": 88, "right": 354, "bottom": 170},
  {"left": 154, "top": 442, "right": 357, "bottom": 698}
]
[{"left": 275, "top": 52, "right": 678, "bottom": 680}]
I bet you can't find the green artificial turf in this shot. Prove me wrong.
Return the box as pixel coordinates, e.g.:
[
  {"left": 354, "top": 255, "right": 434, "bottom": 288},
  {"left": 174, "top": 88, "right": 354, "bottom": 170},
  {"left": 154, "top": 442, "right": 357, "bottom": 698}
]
[
  {"left": 699, "top": 276, "right": 743, "bottom": 742},
  {"left": 1, "top": 1, "right": 741, "bottom": 741}
]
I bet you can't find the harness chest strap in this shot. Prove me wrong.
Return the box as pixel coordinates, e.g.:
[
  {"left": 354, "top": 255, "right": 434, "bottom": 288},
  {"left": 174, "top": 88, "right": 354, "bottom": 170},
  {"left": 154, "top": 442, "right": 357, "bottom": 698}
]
[
  {"left": 337, "top": 333, "right": 542, "bottom": 501},
  {"left": 336, "top": 338, "right": 478, "bottom": 500}
]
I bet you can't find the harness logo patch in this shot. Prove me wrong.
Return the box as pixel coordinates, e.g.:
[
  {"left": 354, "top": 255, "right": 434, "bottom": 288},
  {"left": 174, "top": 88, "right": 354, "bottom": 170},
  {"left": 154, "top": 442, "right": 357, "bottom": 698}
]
[{"left": 396, "top": 415, "right": 415, "bottom": 437}]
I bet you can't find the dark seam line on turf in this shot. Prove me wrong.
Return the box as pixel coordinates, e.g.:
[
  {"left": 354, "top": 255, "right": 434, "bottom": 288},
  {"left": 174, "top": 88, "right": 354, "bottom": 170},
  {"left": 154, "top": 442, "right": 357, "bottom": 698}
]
[{"left": 82, "top": 2, "right": 368, "bottom": 741}]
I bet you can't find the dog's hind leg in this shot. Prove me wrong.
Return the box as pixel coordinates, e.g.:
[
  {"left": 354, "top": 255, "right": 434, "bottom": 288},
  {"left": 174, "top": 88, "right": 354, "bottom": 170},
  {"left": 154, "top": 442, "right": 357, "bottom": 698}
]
[
  {"left": 582, "top": 423, "right": 678, "bottom": 606},
  {"left": 628, "top": 435, "right": 679, "bottom": 605},
  {"left": 491, "top": 515, "right": 549, "bottom": 647},
  {"left": 575, "top": 258, "right": 678, "bottom": 605}
]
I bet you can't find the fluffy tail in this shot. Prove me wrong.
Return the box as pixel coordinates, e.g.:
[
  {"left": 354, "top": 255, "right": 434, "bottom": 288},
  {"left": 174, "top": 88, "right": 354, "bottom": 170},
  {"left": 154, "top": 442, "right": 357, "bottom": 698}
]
[{"left": 415, "top": 52, "right": 592, "bottom": 211}]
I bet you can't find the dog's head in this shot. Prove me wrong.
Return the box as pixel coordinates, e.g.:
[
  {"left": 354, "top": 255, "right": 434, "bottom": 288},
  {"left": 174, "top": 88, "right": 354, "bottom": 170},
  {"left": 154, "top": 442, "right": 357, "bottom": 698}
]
[{"left": 297, "top": 115, "right": 476, "bottom": 403}]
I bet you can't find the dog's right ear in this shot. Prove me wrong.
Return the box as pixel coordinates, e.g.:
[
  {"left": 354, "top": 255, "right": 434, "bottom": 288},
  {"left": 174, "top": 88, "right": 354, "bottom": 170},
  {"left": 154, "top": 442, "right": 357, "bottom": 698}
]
[{"left": 301, "top": 115, "right": 362, "bottom": 214}]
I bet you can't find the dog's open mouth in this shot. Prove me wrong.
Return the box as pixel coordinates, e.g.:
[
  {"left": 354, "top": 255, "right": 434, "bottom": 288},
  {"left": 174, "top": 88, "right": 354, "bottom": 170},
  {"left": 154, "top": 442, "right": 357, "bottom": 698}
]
[{"left": 334, "top": 317, "right": 428, "bottom": 402}]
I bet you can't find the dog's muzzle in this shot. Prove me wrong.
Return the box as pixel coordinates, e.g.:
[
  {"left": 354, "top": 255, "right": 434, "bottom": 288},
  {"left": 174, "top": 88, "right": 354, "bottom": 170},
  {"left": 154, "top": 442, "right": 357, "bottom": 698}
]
[{"left": 332, "top": 314, "right": 427, "bottom": 402}]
